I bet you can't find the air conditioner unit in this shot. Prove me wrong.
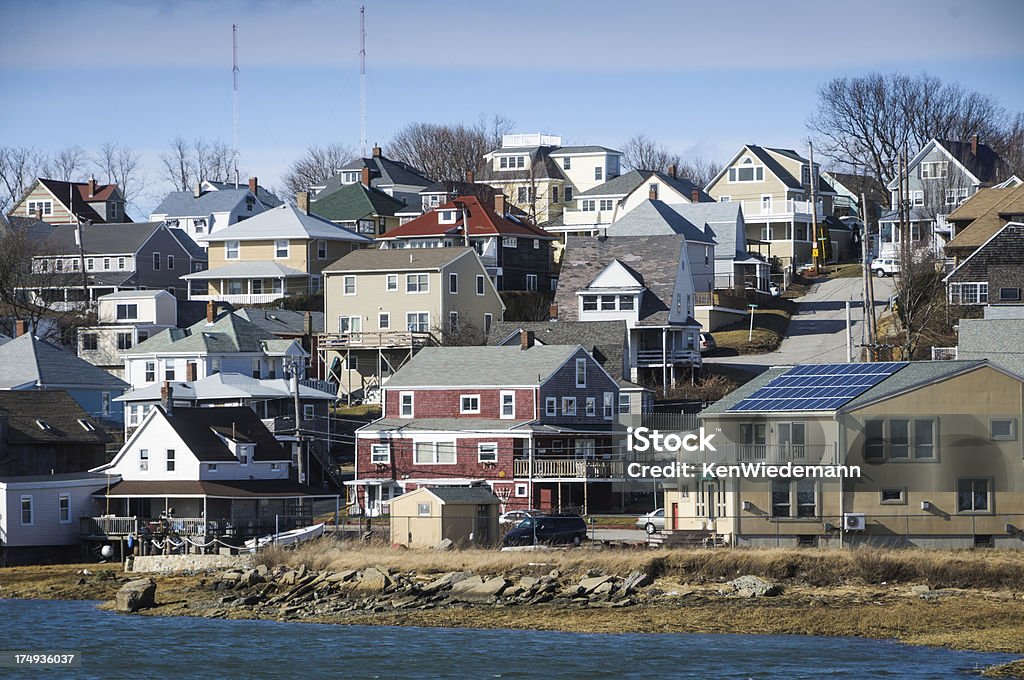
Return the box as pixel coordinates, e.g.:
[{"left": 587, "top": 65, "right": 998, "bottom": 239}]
[{"left": 843, "top": 512, "right": 866, "bottom": 532}]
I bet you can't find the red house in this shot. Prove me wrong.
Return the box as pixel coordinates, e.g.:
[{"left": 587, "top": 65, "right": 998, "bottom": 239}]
[{"left": 352, "top": 332, "right": 623, "bottom": 516}]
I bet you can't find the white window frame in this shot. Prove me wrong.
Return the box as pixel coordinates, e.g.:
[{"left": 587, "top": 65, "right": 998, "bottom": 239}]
[
  {"left": 728, "top": 157, "right": 765, "bottom": 183},
  {"left": 400, "top": 392, "right": 414, "bottom": 418},
  {"left": 225, "top": 241, "right": 239, "bottom": 260},
  {"left": 545, "top": 397, "right": 557, "bottom": 416},
  {"left": 585, "top": 397, "right": 596, "bottom": 417},
  {"left": 500, "top": 390, "right": 516, "bottom": 419},
  {"left": 139, "top": 449, "right": 149, "bottom": 471},
  {"left": 526, "top": 274, "right": 538, "bottom": 291},
  {"left": 378, "top": 312, "right": 390, "bottom": 330},
  {"left": 562, "top": 397, "right": 576, "bottom": 416},
  {"left": 406, "top": 311, "right": 429, "bottom": 333},
  {"left": 343, "top": 275, "right": 357, "bottom": 296},
  {"left": 166, "top": 448, "right": 176, "bottom": 472},
  {"left": 957, "top": 477, "right": 991, "bottom": 514},
  {"left": 413, "top": 441, "right": 457, "bottom": 465},
  {"left": 370, "top": 443, "right": 391, "bottom": 464},
  {"left": 575, "top": 358, "right": 587, "bottom": 387},
  {"left": 58, "top": 493, "right": 71, "bottom": 524},
  {"left": 318, "top": 240, "right": 328, "bottom": 259},
  {"left": 603, "top": 392, "right": 614, "bottom": 419},
  {"left": 448, "top": 272, "right": 458, "bottom": 294},
  {"left": 619, "top": 393, "right": 630, "bottom": 415},
  {"left": 920, "top": 161, "right": 948, "bottom": 179},
  {"left": 476, "top": 275, "right": 485, "bottom": 296},
  {"left": 406, "top": 273, "right": 429, "bottom": 293},
  {"left": 20, "top": 495, "right": 33, "bottom": 526},
  {"left": 385, "top": 273, "right": 398, "bottom": 291},
  {"left": 303, "top": 404, "right": 315, "bottom": 421},
  {"left": 502, "top": 236, "right": 518, "bottom": 248},
  {"left": 460, "top": 394, "right": 481, "bottom": 414},
  {"left": 515, "top": 483, "right": 529, "bottom": 498},
  {"left": 478, "top": 442, "right": 498, "bottom": 464}
]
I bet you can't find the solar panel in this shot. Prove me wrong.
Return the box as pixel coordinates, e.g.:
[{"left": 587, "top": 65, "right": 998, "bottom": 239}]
[{"left": 728, "top": 362, "right": 907, "bottom": 413}]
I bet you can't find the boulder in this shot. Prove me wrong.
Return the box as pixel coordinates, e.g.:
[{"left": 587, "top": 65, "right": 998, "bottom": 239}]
[
  {"left": 621, "top": 571, "right": 652, "bottom": 593},
  {"left": 910, "top": 585, "right": 931, "bottom": 594},
  {"left": 115, "top": 578, "right": 157, "bottom": 613},
  {"left": 254, "top": 564, "right": 269, "bottom": 579},
  {"left": 450, "top": 576, "right": 508, "bottom": 602},
  {"left": 435, "top": 538, "right": 454, "bottom": 551},
  {"left": 422, "top": 571, "right": 472, "bottom": 594},
  {"left": 326, "top": 570, "right": 358, "bottom": 583},
  {"left": 579, "top": 576, "right": 613, "bottom": 594},
  {"left": 726, "top": 575, "right": 782, "bottom": 598},
  {"left": 354, "top": 567, "right": 393, "bottom": 592}
]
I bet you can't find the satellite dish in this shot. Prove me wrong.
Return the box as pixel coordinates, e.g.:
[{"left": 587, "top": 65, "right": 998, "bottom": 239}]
[{"left": 101, "top": 545, "right": 114, "bottom": 558}]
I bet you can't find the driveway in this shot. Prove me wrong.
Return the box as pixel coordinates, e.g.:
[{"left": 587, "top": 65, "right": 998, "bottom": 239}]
[{"left": 707, "top": 273, "right": 896, "bottom": 374}]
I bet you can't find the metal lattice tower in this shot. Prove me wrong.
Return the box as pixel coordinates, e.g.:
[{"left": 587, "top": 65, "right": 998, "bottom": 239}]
[
  {"left": 232, "top": 23, "right": 240, "bottom": 186},
  {"left": 359, "top": 5, "right": 366, "bottom": 157}
]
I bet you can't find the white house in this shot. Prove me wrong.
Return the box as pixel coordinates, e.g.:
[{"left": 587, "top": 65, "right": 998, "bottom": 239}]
[
  {"left": 77, "top": 290, "right": 180, "bottom": 379},
  {"left": 150, "top": 178, "right": 281, "bottom": 246}
]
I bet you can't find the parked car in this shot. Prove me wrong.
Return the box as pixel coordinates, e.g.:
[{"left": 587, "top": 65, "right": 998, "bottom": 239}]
[
  {"left": 871, "top": 258, "right": 901, "bottom": 277},
  {"left": 502, "top": 514, "right": 588, "bottom": 547},
  {"left": 499, "top": 509, "right": 536, "bottom": 526},
  {"left": 636, "top": 508, "right": 665, "bottom": 534},
  {"left": 699, "top": 332, "right": 717, "bottom": 355}
]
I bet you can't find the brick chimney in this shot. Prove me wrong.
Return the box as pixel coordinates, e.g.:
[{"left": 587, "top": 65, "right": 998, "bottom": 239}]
[
  {"left": 668, "top": 164, "right": 677, "bottom": 179},
  {"left": 549, "top": 304, "right": 559, "bottom": 321},
  {"left": 206, "top": 300, "right": 216, "bottom": 324},
  {"left": 194, "top": 182, "right": 202, "bottom": 199},
  {"left": 372, "top": 144, "right": 382, "bottom": 158},
  {"left": 692, "top": 188, "right": 700, "bottom": 203},
  {"left": 186, "top": 362, "right": 197, "bottom": 381},
  {"left": 360, "top": 166, "right": 371, "bottom": 188},
  {"left": 248, "top": 176, "right": 258, "bottom": 195},
  {"left": 971, "top": 134, "right": 978, "bottom": 157},
  {"left": 494, "top": 193, "right": 505, "bottom": 215},
  {"left": 14, "top": 320, "right": 28, "bottom": 337},
  {"left": 519, "top": 329, "right": 535, "bottom": 350},
  {"left": 649, "top": 185, "right": 658, "bottom": 200},
  {"left": 87, "top": 175, "right": 96, "bottom": 198},
  {"left": 296, "top": 191, "right": 310, "bottom": 215},
  {"left": 466, "top": 169, "right": 475, "bottom": 184},
  {"left": 160, "top": 381, "right": 173, "bottom": 414}
]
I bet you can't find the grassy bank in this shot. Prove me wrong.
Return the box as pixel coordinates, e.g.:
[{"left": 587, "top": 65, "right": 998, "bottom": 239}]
[{"left": 712, "top": 299, "right": 795, "bottom": 354}]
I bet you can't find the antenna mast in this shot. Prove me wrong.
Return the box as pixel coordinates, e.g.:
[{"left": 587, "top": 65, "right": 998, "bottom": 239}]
[
  {"left": 232, "top": 23, "right": 240, "bottom": 187},
  {"left": 359, "top": 5, "right": 366, "bottom": 157}
]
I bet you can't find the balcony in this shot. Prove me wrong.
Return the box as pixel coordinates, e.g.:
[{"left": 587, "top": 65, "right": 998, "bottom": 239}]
[
  {"left": 318, "top": 330, "right": 434, "bottom": 350},
  {"left": 190, "top": 293, "right": 286, "bottom": 305},
  {"left": 739, "top": 199, "right": 825, "bottom": 220},
  {"left": 80, "top": 516, "right": 210, "bottom": 537},
  {"left": 636, "top": 348, "right": 700, "bottom": 366},
  {"left": 728, "top": 443, "right": 837, "bottom": 466},
  {"left": 514, "top": 458, "right": 633, "bottom": 479}
]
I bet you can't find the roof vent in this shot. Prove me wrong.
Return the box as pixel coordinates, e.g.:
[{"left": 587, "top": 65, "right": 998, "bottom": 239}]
[
  {"left": 78, "top": 419, "right": 97, "bottom": 432},
  {"left": 35, "top": 419, "right": 52, "bottom": 431}
]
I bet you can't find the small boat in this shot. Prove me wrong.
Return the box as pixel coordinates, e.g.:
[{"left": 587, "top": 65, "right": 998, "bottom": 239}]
[{"left": 245, "top": 522, "right": 325, "bottom": 550}]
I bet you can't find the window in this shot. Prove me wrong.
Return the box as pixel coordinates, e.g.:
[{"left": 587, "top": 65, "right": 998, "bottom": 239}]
[
  {"left": 318, "top": 240, "right": 328, "bottom": 259},
  {"left": 484, "top": 313, "right": 492, "bottom": 335},
  {"left": 81, "top": 333, "right": 98, "bottom": 351},
  {"left": 771, "top": 479, "right": 790, "bottom": 517},
  {"left": 166, "top": 449, "right": 176, "bottom": 472},
  {"left": 515, "top": 483, "right": 528, "bottom": 498},
  {"left": 59, "top": 493, "right": 71, "bottom": 523},
  {"left": 500, "top": 391, "right": 515, "bottom": 419},
  {"left": 949, "top": 282, "right": 988, "bottom": 305},
  {"left": 599, "top": 199, "right": 614, "bottom": 211},
  {"left": 378, "top": 312, "right": 390, "bottom": 330},
  {"left": 86, "top": 258, "right": 94, "bottom": 270},
  {"left": 619, "top": 295, "right": 634, "bottom": 310},
  {"left": 343, "top": 276, "right": 356, "bottom": 295},
  {"left": 551, "top": 187, "right": 559, "bottom": 204},
  {"left": 71, "top": 259, "right": 79, "bottom": 271},
  {"left": 920, "top": 161, "right": 948, "bottom": 179},
  {"left": 545, "top": 397, "right": 557, "bottom": 416},
  {"left": 56, "top": 258, "right": 64, "bottom": 271},
  {"left": 400, "top": 392, "right": 414, "bottom": 418},
  {"left": 449, "top": 311, "right": 458, "bottom": 333},
  {"left": 603, "top": 393, "right": 614, "bottom": 419},
  {"left": 581, "top": 199, "right": 596, "bottom": 212},
  {"left": 889, "top": 419, "right": 909, "bottom": 459},
  {"left": 449, "top": 272, "right": 458, "bottom": 294},
  {"left": 478, "top": 443, "right": 498, "bottom": 463},
  {"left": 516, "top": 187, "right": 533, "bottom": 203},
  {"left": 561, "top": 397, "right": 576, "bottom": 416},
  {"left": 999, "top": 287, "right": 1021, "bottom": 301},
  {"left": 563, "top": 157, "right": 571, "bottom": 169},
  {"left": 414, "top": 441, "right": 456, "bottom": 464},
  {"left": 880, "top": 488, "right": 906, "bottom": 504},
  {"left": 27, "top": 200, "right": 52, "bottom": 216},
  {"left": 145, "top": 361, "right": 156, "bottom": 382},
  {"left": 582, "top": 295, "right": 598, "bottom": 311},
  {"left": 533, "top": 239, "right": 540, "bottom": 250},
  {"left": 116, "top": 257, "right": 125, "bottom": 270},
  {"left": 438, "top": 210, "right": 457, "bottom": 224},
  {"left": 193, "top": 218, "right": 205, "bottom": 233},
  {"left": 526, "top": 274, "right": 537, "bottom": 291},
  {"left": 957, "top": 478, "right": 990, "bottom": 513},
  {"left": 270, "top": 463, "right": 280, "bottom": 471},
  {"left": 102, "top": 392, "right": 110, "bottom": 416},
  {"left": 275, "top": 240, "right": 289, "bottom": 258},
  {"left": 728, "top": 158, "right": 765, "bottom": 183},
  {"left": 117, "top": 332, "right": 133, "bottom": 350},
  {"left": 239, "top": 447, "right": 249, "bottom": 465},
  {"left": 585, "top": 397, "right": 596, "bottom": 417},
  {"left": 594, "top": 166, "right": 603, "bottom": 181},
  {"left": 564, "top": 187, "right": 573, "bottom": 202},
  {"left": 575, "top": 358, "right": 587, "bottom": 387},
  {"left": 911, "top": 190, "right": 924, "bottom": 206},
  {"left": 761, "top": 195, "right": 772, "bottom": 212},
  {"left": 303, "top": 404, "right": 315, "bottom": 421},
  {"left": 338, "top": 315, "right": 361, "bottom": 334},
  {"left": 476, "top": 275, "right": 485, "bottom": 296},
  {"left": 406, "top": 312, "right": 429, "bottom": 332},
  {"left": 913, "top": 419, "right": 935, "bottom": 459},
  {"left": 152, "top": 252, "right": 161, "bottom": 270},
  {"left": 208, "top": 464, "right": 218, "bottom": 472},
  {"left": 225, "top": 241, "right": 239, "bottom": 259},
  {"left": 20, "top": 495, "right": 33, "bottom": 526},
  {"left": 406, "top": 273, "right": 428, "bottom": 293},
  {"left": 370, "top": 444, "right": 390, "bottom": 464},
  {"left": 863, "top": 418, "right": 936, "bottom": 460},
  {"left": 165, "top": 363, "right": 175, "bottom": 381},
  {"left": 385, "top": 274, "right": 398, "bottom": 291},
  {"left": 460, "top": 395, "right": 481, "bottom": 414},
  {"left": 167, "top": 255, "right": 175, "bottom": 270},
  {"left": 619, "top": 393, "right": 631, "bottom": 415},
  {"left": 992, "top": 419, "right": 1017, "bottom": 441},
  {"left": 502, "top": 236, "right": 518, "bottom": 248}
]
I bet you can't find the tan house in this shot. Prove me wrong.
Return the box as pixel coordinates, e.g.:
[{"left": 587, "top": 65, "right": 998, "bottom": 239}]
[
  {"left": 705, "top": 145, "right": 835, "bottom": 267},
  {"left": 183, "top": 200, "right": 372, "bottom": 304},
  {"left": 9, "top": 177, "right": 128, "bottom": 224},
  {"left": 388, "top": 486, "right": 500, "bottom": 548},
  {"left": 320, "top": 247, "right": 505, "bottom": 397},
  {"left": 661, "top": 360, "right": 1024, "bottom": 549}
]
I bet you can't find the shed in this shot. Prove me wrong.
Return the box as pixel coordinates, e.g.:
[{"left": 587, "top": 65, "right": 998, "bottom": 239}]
[{"left": 388, "top": 486, "right": 500, "bottom": 548}]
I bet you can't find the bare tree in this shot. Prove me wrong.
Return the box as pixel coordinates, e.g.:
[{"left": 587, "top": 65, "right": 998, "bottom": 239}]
[
  {"left": 388, "top": 115, "right": 514, "bottom": 181},
  {"left": 991, "top": 111, "right": 1024, "bottom": 178},
  {"left": 622, "top": 134, "right": 679, "bottom": 172},
  {"left": 193, "top": 139, "right": 234, "bottom": 184},
  {"left": 890, "top": 250, "right": 947, "bottom": 360},
  {"left": 160, "top": 136, "right": 194, "bottom": 192},
  {"left": 93, "top": 142, "right": 145, "bottom": 209},
  {"left": 50, "top": 146, "right": 88, "bottom": 182},
  {"left": 0, "top": 146, "right": 49, "bottom": 215},
  {"left": 677, "top": 157, "right": 724, "bottom": 188},
  {"left": 281, "top": 143, "right": 357, "bottom": 197}
]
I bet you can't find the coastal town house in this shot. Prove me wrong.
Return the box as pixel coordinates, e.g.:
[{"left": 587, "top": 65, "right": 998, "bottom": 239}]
[
  {"left": 705, "top": 145, "right": 834, "bottom": 267},
  {"left": 660, "top": 360, "right": 1024, "bottom": 549},
  {"left": 944, "top": 222, "right": 1024, "bottom": 312},
  {"left": 77, "top": 290, "right": 180, "bottom": 379},
  {"left": 149, "top": 177, "right": 281, "bottom": 246},
  {"left": 309, "top": 176, "right": 408, "bottom": 238},
  {"left": 352, "top": 339, "right": 622, "bottom": 517},
  {"left": 183, "top": 201, "right": 372, "bottom": 305},
  {"left": 310, "top": 145, "right": 433, "bottom": 212},
  {"left": 944, "top": 184, "right": 1024, "bottom": 265},
  {"left": 9, "top": 177, "right": 128, "bottom": 225},
  {"left": 0, "top": 390, "right": 111, "bottom": 476},
  {"left": 319, "top": 248, "right": 504, "bottom": 399}
]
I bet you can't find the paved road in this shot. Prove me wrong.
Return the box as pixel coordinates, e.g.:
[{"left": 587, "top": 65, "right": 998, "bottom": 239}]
[
  {"left": 707, "top": 273, "right": 896, "bottom": 374},
  {"left": 590, "top": 528, "right": 649, "bottom": 543}
]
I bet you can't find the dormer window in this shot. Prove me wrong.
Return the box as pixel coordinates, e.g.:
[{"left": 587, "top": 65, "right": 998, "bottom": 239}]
[
  {"left": 343, "top": 171, "right": 360, "bottom": 184},
  {"left": 499, "top": 155, "right": 526, "bottom": 170},
  {"left": 582, "top": 295, "right": 598, "bottom": 311},
  {"left": 438, "top": 210, "right": 457, "bottom": 224},
  {"left": 729, "top": 157, "right": 764, "bottom": 183},
  {"left": 246, "top": 197, "right": 255, "bottom": 211}
]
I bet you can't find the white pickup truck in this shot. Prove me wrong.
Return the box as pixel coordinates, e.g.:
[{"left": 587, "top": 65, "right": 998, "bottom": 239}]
[{"left": 870, "top": 258, "right": 901, "bottom": 277}]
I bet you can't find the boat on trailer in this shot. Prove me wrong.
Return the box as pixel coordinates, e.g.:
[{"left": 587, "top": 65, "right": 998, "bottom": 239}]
[{"left": 244, "top": 522, "right": 325, "bottom": 551}]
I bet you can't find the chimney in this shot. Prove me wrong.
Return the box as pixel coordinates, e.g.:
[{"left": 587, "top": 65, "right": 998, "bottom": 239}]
[
  {"left": 372, "top": 144, "right": 382, "bottom": 158},
  {"left": 296, "top": 191, "right": 310, "bottom": 215},
  {"left": 360, "top": 166, "right": 371, "bottom": 188},
  {"left": 692, "top": 188, "right": 700, "bottom": 203},
  {"left": 35, "top": 206, "right": 43, "bottom": 220},
  {"left": 186, "top": 362, "right": 197, "bottom": 381},
  {"left": 249, "top": 176, "right": 258, "bottom": 195},
  {"left": 549, "top": 304, "right": 559, "bottom": 321},
  {"left": 668, "top": 164, "right": 677, "bottom": 179},
  {"left": 87, "top": 175, "right": 96, "bottom": 198},
  {"left": 649, "top": 186, "right": 658, "bottom": 201},
  {"left": 971, "top": 134, "right": 978, "bottom": 157},
  {"left": 206, "top": 300, "right": 216, "bottom": 324},
  {"left": 466, "top": 169, "right": 475, "bottom": 184},
  {"left": 303, "top": 311, "right": 314, "bottom": 336},
  {"left": 14, "top": 320, "right": 28, "bottom": 337},
  {"left": 160, "top": 381, "right": 173, "bottom": 414},
  {"left": 519, "top": 329, "right": 535, "bottom": 350},
  {"left": 494, "top": 193, "right": 505, "bottom": 215},
  {"left": 194, "top": 182, "right": 202, "bottom": 199}
]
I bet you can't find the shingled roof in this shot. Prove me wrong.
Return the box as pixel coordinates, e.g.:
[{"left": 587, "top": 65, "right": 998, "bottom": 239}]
[
  {"left": 35, "top": 178, "right": 129, "bottom": 224},
  {"left": 486, "top": 320, "right": 629, "bottom": 383},
  {"left": 310, "top": 182, "right": 408, "bottom": 222},
  {"left": 0, "top": 334, "right": 129, "bottom": 391},
  {"left": 123, "top": 309, "right": 301, "bottom": 357},
  {"left": 378, "top": 195, "right": 556, "bottom": 241},
  {"left": 945, "top": 185, "right": 1024, "bottom": 253},
  {"left": 322, "top": 246, "right": 473, "bottom": 273},
  {"left": 0, "top": 390, "right": 110, "bottom": 446},
  {"left": 33, "top": 221, "right": 165, "bottom": 256},
  {"left": 383, "top": 344, "right": 583, "bottom": 388},
  {"left": 158, "top": 405, "right": 289, "bottom": 462}
]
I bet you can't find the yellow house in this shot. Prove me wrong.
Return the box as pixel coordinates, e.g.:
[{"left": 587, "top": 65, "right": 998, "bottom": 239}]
[
  {"left": 388, "top": 486, "right": 500, "bottom": 548},
  {"left": 183, "top": 202, "right": 372, "bottom": 304},
  {"left": 661, "top": 360, "right": 1024, "bottom": 549}
]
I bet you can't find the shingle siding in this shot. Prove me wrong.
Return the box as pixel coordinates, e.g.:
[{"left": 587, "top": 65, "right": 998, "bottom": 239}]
[{"left": 537, "top": 348, "right": 618, "bottom": 427}]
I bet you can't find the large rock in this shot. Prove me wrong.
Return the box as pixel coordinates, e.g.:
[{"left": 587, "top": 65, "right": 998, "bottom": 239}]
[
  {"left": 579, "top": 576, "right": 613, "bottom": 594},
  {"left": 422, "top": 571, "right": 472, "bottom": 594},
  {"left": 726, "top": 575, "right": 782, "bottom": 598},
  {"left": 450, "top": 575, "right": 508, "bottom": 602},
  {"left": 621, "top": 571, "right": 652, "bottom": 593},
  {"left": 354, "top": 566, "right": 393, "bottom": 592},
  {"left": 116, "top": 578, "right": 157, "bottom": 613}
]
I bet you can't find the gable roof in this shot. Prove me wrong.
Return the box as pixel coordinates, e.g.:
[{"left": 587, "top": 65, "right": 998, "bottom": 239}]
[
  {"left": 957, "top": 319, "right": 1024, "bottom": 376},
  {"left": 310, "top": 181, "right": 408, "bottom": 222},
  {"left": 158, "top": 406, "right": 289, "bottom": 462},
  {"left": 554, "top": 235, "right": 690, "bottom": 326},
  {"left": 316, "top": 155, "right": 432, "bottom": 197},
  {"left": 0, "top": 390, "right": 110, "bottom": 445},
  {"left": 151, "top": 187, "right": 259, "bottom": 218},
  {"left": 114, "top": 373, "right": 336, "bottom": 404},
  {"left": 413, "top": 486, "right": 501, "bottom": 504},
  {"left": 377, "top": 195, "right": 556, "bottom": 241},
  {"left": 34, "top": 221, "right": 165, "bottom": 256},
  {"left": 888, "top": 138, "right": 1006, "bottom": 190},
  {"left": 233, "top": 308, "right": 325, "bottom": 336},
  {"left": 383, "top": 344, "right": 584, "bottom": 388},
  {"left": 476, "top": 148, "right": 568, "bottom": 183},
  {"left": 199, "top": 203, "right": 371, "bottom": 243},
  {"left": 486, "top": 320, "right": 630, "bottom": 384},
  {"left": 0, "top": 334, "right": 129, "bottom": 390},
  {"left": 822, "top": 172, "right": 888, "bottom": 205},
  {"left": 577, "top": 169, "right": 711, "bottom": 200},
  {"left": 945, "top": 185, "right": 1024, "bottom": 252},
  {"left": 203, "top": 180, "right": 283, "bottom": 208},
  {"left": 322, "top": 246, "right": 473, "bottom": 273},
  {"left": 123, "top": 310, "right": 302, "bottom": 356},
  {"left": 708, "top": 146, "right": 832, "bottom": 194},
  {"left": 605, "top": 200, "right": 719, "bottom": 246},
  {"left": 34, "top": 178, "right": 127, "bottom": 223},
  {"left": 944, "top": 222, "right": 1024, "bottom": 283}
]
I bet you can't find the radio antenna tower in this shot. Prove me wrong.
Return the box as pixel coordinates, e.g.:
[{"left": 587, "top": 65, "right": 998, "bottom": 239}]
[
  {"left": 232, "top": 23, "right": 240, "bottom": 187},
  {"left": 359, "top": 5, "right": 366, "bottom": 157}
]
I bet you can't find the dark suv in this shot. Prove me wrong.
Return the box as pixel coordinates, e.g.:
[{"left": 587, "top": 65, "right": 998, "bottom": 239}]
[{"left": 502, "top": 514, "right": 587, "bottom": 547}]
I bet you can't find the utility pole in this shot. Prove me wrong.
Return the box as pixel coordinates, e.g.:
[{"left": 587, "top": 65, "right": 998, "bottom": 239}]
[
  {"left": 845, "top": 300, "right": 853, "bottom": 362},
  {"left": 75, "top": 218, "right": 89, "bottom": 306},
  {"left": 860, "top": 192, "right": 876, "bottom": 361},
  {"left": 232, "top": 23, "right": 240, "bottom": 188},
  {"left": 359, "top": 5, "right": 367, "bottom": 157},
  {"left": 809, "top": 141, "right": 821, "bottom": 273},
  {"left": 291, "top": 363, "right": 304, "bottom": 485}
]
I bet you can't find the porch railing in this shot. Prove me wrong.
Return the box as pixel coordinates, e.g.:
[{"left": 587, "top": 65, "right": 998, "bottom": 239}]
[
  {"left": 318, "top": 330, "right": 434, "bottom": 350},
  {"left": 731, "top": 443, "right": 837, "bottom": 465},
  {"left": 80, "top": 516, "right": 138, "bottom": 536},
  {"left": 189, "top": 293, "right": 286, "bottom": 305},
  {"left": 513, "top": 458, "right": 637, "bottom": 479},
  {"left": 636, "top": 349, "right": 700, "bottom": 366}
]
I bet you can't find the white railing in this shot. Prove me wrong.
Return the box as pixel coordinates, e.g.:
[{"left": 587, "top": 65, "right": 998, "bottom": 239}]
[
  {"left": 190, "top": 293, "right": 286, "bottom": 305},
  {"left": 636, "top": 349, "right": 701, "bottom": 366},
  {"left": 514, "top": 459, "right": 630, "bottom": 479},
  {"left": 931, "top": 347, "right": 958, "bottom": 360},
  {"left": 740, "top": 199, "right": 825, "bottom": 218},
  {"left": 318, "top": 331, "right": 434, "bottom": 350}
]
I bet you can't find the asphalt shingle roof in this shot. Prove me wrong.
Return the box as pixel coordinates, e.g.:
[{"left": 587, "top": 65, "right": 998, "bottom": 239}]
[
  {"left": 0, "top": 391, "right": 111, "bottom": 445},
  {"left": 604, "top": 200, "right": 718, "bottom": 246},
  {"left": 322, "top": 246, "right": 472, "bottom": 273},
  {"left": 382, "top": 345, "right": 582, "bottom": 388},
  {"left": 233, "top": 308, "right": 325, "bottom": 335},
  {"left": 0, "top": 334, "right": 129, "bottom": 390},
  {"left": 34, "top": 222, "right": 163, "bottom": 255},
  {"left": 424, "top": 486, "right": 501, "bottom": 504},
  {"left": 123, "top": 310, "right": 298, "bottom": 356},
  {"left": 200, "top": 203, "right": 372, "bottom": 243},
  {"left": 151, "top": 187, "right": 258, "bottom": 218},
  {"left": 115, "top": 373, "right": 335, "bottom": 403},
  {"left": 486, "top": 320, "right": 629, "bottom": 383},
  {"left": 180, "top": 261, "right": 308, "bottom": 280},
  {"left": 946, "top": 185, "right": 1024, "bottom": 251},
  {"left": 577, "top": 169, "right": 710, "bottom": 200},
  {"left": 156, "top": 405, "right": 290, "bottom": 462},
  {"left": 378, "top": 195, "right": 556, "bottom": 240},
  {"left": 36, "top": 178, "right": 127, "bottom": 224},
  {"left": 360, "top": 417, "right": 532, "bottom": 433},
  {"left": 310, "top": 182, "right": 408, "bottom": 222},
  {"left": 100, "top": 479, "right": 326, "bottom": 498},
  {"left": 957, "top": 320, "right": 1024, "bottom": 376}
]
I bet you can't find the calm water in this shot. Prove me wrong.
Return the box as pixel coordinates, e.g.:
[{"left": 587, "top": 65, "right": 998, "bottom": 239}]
[{"left": 0, "top": 599, "right": 1016, "bottom": 679}]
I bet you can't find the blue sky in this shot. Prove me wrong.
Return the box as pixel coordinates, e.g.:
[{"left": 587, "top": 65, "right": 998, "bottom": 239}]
[{"left": 2, "top": 0, "right": 1023, "bottom": 218}]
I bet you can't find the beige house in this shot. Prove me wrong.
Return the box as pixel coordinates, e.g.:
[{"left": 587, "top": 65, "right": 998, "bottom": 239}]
[
  {"left": 388, "top": 486, "right": 500, "bottom": 548},
  {"left": 706, "top": 145, "right": 835, "bottom": 267},
  {"left": 10, "top": 177, "right": 127, "bottom": 224},
  {"left": 184, "top": 201, "right": 372, "bottom": 304},
  {"left": 661, "top": 360, "right": 1024, "bottom": 549},
  {"left": 320, "top": 247, "right": 505, "bottom": 397}
]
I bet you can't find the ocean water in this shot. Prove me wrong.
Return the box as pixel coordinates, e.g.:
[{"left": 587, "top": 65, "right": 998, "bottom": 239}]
[{"left": 0, "top": 599, "right": 1016, "bottom": 679}]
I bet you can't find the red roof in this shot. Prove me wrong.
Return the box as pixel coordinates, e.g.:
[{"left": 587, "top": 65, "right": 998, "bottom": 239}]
[
  {"left": 37, "top": 178, "right": 127, "bottom": 223},
  {"left": 379, "top": 195, "right": 556, "bottom": 241}
]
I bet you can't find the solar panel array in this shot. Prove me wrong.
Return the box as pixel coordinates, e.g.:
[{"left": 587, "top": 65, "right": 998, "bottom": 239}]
[{"left": 728, "top": 362, "right": 908, "bottom": 412}]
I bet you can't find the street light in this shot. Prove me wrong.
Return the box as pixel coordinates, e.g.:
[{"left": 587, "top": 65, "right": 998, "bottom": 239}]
[{"left": 747, "top": 304, "right": 758, "bottom": 342}]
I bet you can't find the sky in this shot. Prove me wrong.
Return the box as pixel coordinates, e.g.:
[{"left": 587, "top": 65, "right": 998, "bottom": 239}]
[{"left": 2, "top": 0, "right": 1023, "bottom": 219}]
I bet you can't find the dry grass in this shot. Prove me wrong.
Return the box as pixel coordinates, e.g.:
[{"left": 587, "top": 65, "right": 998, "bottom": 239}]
[
  {"left": 713, "top": 303, "right": 794, "bottom": 354},
  {"left": 828, "top": 263, "right": 864, "bottom": 279}
]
